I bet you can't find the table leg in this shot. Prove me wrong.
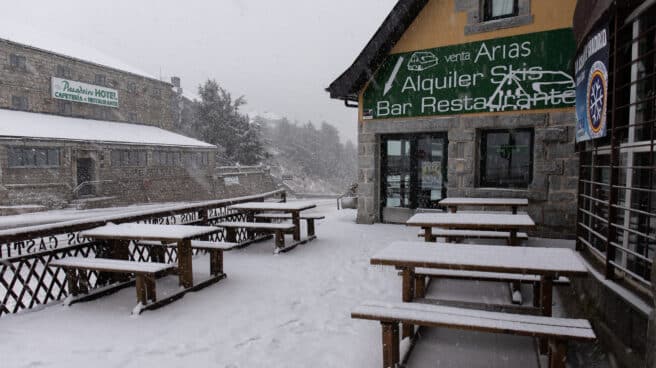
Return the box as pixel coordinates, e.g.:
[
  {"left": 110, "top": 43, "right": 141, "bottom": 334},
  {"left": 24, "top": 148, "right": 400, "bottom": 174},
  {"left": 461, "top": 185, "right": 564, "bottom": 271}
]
[
  {"left": 539, "top": 276, "right": 554, "bottom": 355},
  {"left": 508, "top": 229, "right": 519, "bottom": 246},
  {"left": 103, "top": 239, "right": 130, "bottom": 284},
  {"left": 177, "top": 239, "right": 194, "bottom": 288},
  {"left": 449, "top": 206, "right": 457, "bottom": 213},
  {"left": 381, "top": 322, "right": 400, "bottom": 368},
  {"left": 292, "top": 211, "right": 301, "bottom": 241},
  {"left": 512, "top": 206, "right": 518, "bottom": 214},
  {"left": 401, "top": 268, "right": 415, "bottom": 339},
  {"left": 423, "top": 226, "right": 434, "bottom": 242}
]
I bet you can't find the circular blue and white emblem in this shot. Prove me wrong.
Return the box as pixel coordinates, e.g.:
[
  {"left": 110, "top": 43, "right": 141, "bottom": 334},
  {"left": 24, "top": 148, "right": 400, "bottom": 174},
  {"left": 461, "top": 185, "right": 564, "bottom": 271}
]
[{"left": 586, "top": 61, "right": 608, "bottom": 136}]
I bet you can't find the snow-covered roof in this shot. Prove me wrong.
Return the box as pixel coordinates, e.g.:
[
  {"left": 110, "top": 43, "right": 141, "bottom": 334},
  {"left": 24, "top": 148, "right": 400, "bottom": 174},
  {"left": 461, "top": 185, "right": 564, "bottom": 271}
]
[
  {"left": 0, "top": 109, "right": 214, "bottom": 148},
  {"left": 0, "top": 21, "right": 158, "bottom": 81}
]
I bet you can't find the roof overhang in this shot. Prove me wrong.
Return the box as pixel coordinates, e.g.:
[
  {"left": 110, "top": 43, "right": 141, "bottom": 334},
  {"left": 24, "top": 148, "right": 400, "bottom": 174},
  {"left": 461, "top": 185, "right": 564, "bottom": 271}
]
[{"left": 326, "top": 0, "right": 429, "bottom": 101}]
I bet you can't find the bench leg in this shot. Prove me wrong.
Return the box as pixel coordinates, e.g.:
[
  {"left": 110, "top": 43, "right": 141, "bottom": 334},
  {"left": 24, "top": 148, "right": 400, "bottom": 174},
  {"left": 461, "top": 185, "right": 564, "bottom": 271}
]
[
  {"left": 539, "top": 276, "right": 554, "bottom": 355},
  {"left": 422, "top": 226, "right": 433, "bottom": 242},
  {"left": 401, "top": 268, "right": 415, "bottom": 339},
  {"left": 135, "top": 275, "right": 148, "bottom": 305},
  {"left": 225, "top": 227, "right": 237, "bottom": 243},
  {"left": 77, "top": 269, "right": 89, "bottom": 294},
  {"left": 177, "top": 239, "right": 194, "bottom": 289},
  {"left": 209, "top": 249, "right": 224, "bottom": 276},
  {"left": 414, "top": 274, "right": 426, "bottom": 299},
  {"left": 145, "top": 274, "right": 157, "bottom": 302},
  {"left": 292, "top": 211, "right": 301, "bottom": 241},
  {"left": 275, "top": 230, "right": 285, "bottom": 251},
  {"left": 381, "top": 322, "right": 400, "bottom": 368},
  {"left": 532, "top": 281, "right": 541, "bottom": 308},
  {"left": 307, "top": 219, "right": 315, "bottom": 237},
  {"left": 150, "top": 245, "right": 166, "bottom": 263},
  {"left": 548, "top": 339, "right": 568, "bottom": 368},
  {"left": 66, "top": 268, "right": 79, "bottom": 297}
]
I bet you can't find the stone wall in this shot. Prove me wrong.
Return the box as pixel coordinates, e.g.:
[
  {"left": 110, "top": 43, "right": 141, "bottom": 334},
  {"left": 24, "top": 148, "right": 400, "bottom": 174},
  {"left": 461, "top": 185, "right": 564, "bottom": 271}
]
[
  {"left": 0, "top": 39, "right": 174, "bottom": 129},
  {"left": 357, "top": 109, "right": 579, "bottom": 237}
]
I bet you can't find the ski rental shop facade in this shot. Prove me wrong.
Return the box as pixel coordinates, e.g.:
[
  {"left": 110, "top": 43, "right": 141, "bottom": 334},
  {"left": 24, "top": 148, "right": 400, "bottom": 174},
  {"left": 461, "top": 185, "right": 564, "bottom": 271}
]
[
  {"left": 573, "top": 1, "right": 655, "bottom": 367},
  {"left": 0, "top": 35, "right": 217, "bottom": 209},
  {"left": 328, "top": 0, "right": 579, "bottom": 237}
]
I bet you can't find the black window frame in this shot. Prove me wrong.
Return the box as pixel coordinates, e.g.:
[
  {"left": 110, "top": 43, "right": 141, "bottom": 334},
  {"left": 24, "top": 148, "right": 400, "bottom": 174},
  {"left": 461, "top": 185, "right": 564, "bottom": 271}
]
[
  {"left": 483, "top": 0, "right": 519, "bottom": 21},
  {"left": 9, "top": 53, "right": 26, "bottom": 71},
  {"left": 479, "top": 128, "right": 534, "bottom": 189},
  {"left": 95, "top": 74, "right": 106, "bottom": 86},
  {"left": 111, "top": 149, "right": 146, "bottom": 167},
  {"left": 7, "top": 147, "right": 60, "bottom": 168},
  {"left": 56, "top": 64, "right": 72, "bottom": 79},
  {"left": 11, "top": 95, "right": 28, "bottom": 110}
]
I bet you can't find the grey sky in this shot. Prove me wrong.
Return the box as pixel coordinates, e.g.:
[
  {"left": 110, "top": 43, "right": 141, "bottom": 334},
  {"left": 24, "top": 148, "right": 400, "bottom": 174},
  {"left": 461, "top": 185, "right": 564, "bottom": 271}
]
[{"left": 1, "top": 0, "right": 398, "bottom": 143}]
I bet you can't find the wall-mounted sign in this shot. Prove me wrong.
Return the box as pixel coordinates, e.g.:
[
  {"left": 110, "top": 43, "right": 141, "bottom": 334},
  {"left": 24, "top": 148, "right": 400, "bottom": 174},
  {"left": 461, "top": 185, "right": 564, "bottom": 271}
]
[
  {"left": 224, "top": 176, "right": 240, "bottom": 186},
  {"left": 51, "top": 77, "right": 119, "bottom": 108},
  {"left": 575, "top": 24, "right": 609, "bottom": 143},
  {"left": 362, "top": 28, "right": 576, "bottom": 120}
]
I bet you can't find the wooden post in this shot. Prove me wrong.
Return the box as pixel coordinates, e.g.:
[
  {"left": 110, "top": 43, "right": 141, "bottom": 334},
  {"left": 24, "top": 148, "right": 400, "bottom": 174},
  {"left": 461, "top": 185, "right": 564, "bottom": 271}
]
[
  {"left": 177, "top": 239, "right": 193, "bottom": 288},
  {"left": 508, "top": 229, "right": 519, "bottom": 246},
  {"left": 414, "top": 274, "right": 426, "bottom": 298},
  {"left": 307, "top": 219, "right": 315, "bottom": 237},
  {"left": 449, "top": 205, "right": 457, "bottom": 213},
  {"left": 291, "top": 211, "right": 301, "bottom": 241},
  {"left": 548, "top": 339, "right": 568, "bottom": 368},
  {"left": 225, "top": 227, "right": 237, "bottom": 243},
  {"left": 512, "top": 205, "right": 518, "bottom": 214},
  {"left": 275, "top": 230, "right": 285, "bottom": 250},
  {"left": 145, "top": 274, "right": 156, "bottom": 302},
  {"left": 401, "top": 268, "right": 415, "bottom": 339},
  {"left": 66, "top": 268, "right": 79, "bottom": 297},
  {"left": 135, "top": 275, "right": 147, "bottom": 305},
  {"left": 532, "top": 281, "right": 541, "bottom": 308},
  {"left": 381, "top": 322, "right": 400, "bottom": 368},
  {"left": 539, "top": 276, "right": 554, "bottom": 354},
  {"left": 423, "top": 226, "right": 433, "bottom": 242},
  {"left": 209, "top": 249, "right": 223, "bottom": 276}
]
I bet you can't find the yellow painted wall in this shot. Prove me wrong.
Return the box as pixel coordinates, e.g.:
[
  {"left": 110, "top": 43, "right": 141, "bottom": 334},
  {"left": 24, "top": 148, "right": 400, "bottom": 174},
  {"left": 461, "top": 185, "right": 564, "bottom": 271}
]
[{"left": 391, "top": 0, "right": 576, "bottom": 54}]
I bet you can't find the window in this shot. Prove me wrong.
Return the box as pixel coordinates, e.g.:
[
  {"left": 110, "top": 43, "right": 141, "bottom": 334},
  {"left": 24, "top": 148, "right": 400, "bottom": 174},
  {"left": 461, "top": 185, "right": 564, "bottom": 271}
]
[
  {"left": 111, "top": 150, "right": 146, "bottom": 167},
  {"left": 8, "top": 147, "right": 60, "bottom": 167},
  {"left": 154, "top": 150, "right": 183, "bottom": 166},
  {"left": 57, "top": 101, "right": 72, "bottom": 115},
  {"left": 128, "top": 112, "right": 137, "bottom": 123},
  {"left": 11, "top": 96, "right": 28, "bottom": 110},
  {"left": 56, "top": 65, "right": 72, "bottom": 79},
  {"left": 183, "top": 152, "right": 210, "bottom": 168},
  {"left": 480, "top": 129, "right": 533, "bottom": 188},
  {"left": 483, "top": 0, "right": 518, "bottom": 21},
  {"left": 127, "top": 82, "right": 137, "bottom": 94},
  {"left": 152, "top": 88, "right": 161, "bottom": 98},
  {"left": 94, "top": 107, "right": 111, "bottom": 120},
  {"left": 95, "top": 74, "right": 106, "bottom": 86},
  {"left": 9, "top": 54, "right": 26, "bottom": 71}
]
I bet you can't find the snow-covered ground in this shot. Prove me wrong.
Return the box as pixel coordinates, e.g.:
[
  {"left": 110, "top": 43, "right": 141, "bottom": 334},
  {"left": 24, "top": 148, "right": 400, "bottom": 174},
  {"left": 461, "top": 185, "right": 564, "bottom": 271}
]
[{"left": 1, "top": 200, "right": 597, "bottom": 368}]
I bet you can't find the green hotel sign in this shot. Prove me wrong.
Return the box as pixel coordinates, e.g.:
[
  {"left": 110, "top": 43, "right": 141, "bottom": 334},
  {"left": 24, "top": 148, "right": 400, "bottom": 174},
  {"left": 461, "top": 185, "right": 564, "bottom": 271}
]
[
  {"left": 51, "top": 77, "right": 119, "bottom": 108},
  {"left": 362, "top": 28, "right": 576, "bottom": 120}
]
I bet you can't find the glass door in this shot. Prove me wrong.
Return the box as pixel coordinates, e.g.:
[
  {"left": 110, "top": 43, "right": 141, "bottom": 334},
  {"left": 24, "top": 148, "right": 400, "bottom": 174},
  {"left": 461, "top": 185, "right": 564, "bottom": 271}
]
[{"left": 381, "top": 133, "right": 448, "bottom": 212}]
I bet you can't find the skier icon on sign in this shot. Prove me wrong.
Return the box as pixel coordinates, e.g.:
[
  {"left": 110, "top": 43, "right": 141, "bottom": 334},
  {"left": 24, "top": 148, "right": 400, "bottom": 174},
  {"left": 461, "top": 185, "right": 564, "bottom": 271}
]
[{"left": 407, "top": 51, "right": 438, "bottom": 71}]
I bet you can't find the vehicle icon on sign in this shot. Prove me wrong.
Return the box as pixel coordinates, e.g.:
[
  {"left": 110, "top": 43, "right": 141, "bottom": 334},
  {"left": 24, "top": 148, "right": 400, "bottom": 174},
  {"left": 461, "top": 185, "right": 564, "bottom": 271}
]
[{"left": 407, "top": 51, "right": 438, "bottom": 71}]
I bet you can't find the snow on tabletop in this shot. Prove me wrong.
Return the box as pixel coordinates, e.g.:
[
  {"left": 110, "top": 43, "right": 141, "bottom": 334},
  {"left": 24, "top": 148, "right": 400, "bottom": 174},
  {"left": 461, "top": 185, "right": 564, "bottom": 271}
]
[
  {"left": 0, "top": 109, "right": 214, "bottom": 148},
  {"left": 0, "top": 20, "right": 156, "bottom": 79},
  {"left": 439, "top": 197, "right": 529, "bottom": 205},
  {"left": 372, "top": 242, "right": 589, "bottom": 274},
  {"left": 50, "top": 257, "right": 173, "bottom": 274},
  {"left": 407, "top": 212, "right": 535, "bottom": 226},
  {"left": 352, "top": 302, "right": 595, "bottom": 340},
  {"left": 80, "top": 223, "right": 220, "bottom": 240},
  {"left": 215, "top": 221, "right": 295, "bottom": 229},
  {"left": 228, "top": 201, "right": 317, "bottom": 211}
]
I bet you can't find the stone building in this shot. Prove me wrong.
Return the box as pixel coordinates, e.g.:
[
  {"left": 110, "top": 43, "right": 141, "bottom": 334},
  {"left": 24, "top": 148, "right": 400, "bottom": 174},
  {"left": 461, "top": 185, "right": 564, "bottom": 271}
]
[
  {"left": 572, "top": 0, "right": 655, "bottom": 367},
  {"left": 327, "top": 0, "right": 579, "bottom": 237},
  {"left": 0, "top": 34, "right": 218, "bottom": 208}
]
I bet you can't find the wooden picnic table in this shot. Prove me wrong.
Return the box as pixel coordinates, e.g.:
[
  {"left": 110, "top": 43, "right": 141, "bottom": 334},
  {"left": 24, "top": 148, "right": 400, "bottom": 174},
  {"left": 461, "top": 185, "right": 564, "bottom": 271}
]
[
  {"left": 370, "top": 241, "right": 589, "bottom": 348},
  {"left": 228, "top": 201, "right": 316, "bottom": 241},
  {"left": 406, "top": 212, "right": 535, "bottom": 245},
  {"left": 438, "top": 197, "right": 529, "bottom": 214},
  {"left": 80, "top": 223, "right": 222, "bottom": 289}
]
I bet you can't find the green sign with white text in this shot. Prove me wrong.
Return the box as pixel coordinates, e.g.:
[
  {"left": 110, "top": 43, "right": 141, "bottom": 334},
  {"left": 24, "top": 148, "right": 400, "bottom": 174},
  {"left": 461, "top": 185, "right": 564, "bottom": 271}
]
[
  {"left": 362, "top": 28, "right": 576, "bottom": 120},
  {"left": 51, "top": 77, "right": 119, "bottom": 108}
]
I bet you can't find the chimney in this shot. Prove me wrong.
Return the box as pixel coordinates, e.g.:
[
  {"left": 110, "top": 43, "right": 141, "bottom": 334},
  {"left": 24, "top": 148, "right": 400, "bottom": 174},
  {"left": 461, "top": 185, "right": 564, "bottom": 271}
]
[{"left": 171, "top": 76, "right": 181, "bottom": 88}]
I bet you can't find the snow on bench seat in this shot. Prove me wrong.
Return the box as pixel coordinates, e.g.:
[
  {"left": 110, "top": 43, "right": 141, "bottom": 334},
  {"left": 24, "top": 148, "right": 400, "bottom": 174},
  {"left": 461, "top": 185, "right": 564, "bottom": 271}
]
[
  {"left": 352, "top": 300, "right": 595, "bottom": 368},
  {"left": 352, "top": 300, "right": 595, "bottom": 340},
  {"left": 214, "top": 221, "right": 295, "bottom": 231},
  {"left": 414, "top": 268, "right": 570, "bottom": 284},
  {"left": 422, "top": 229, "right": 529, "bottom": 239},
  {"left": 49, "top": 257, "right": 173, "bottom": 274},
  {"left": 254, "top": 213, "right": 325, "bottom": 220}
]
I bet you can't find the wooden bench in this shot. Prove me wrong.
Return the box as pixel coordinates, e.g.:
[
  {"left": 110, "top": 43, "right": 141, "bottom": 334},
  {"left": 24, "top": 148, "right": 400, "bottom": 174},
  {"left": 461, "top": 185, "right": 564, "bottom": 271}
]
[
  {"left": 254, "top": 213, "right": 325, "bottom": 237},
  {"left": 49, "top": 257, "right": 174, "bottom": 310},
  {"left": 411, "top": 268, "right": 570, "bottom": 308},
  {"left": 138, "top": 240, "right": 239, "bottom": 276},
  {"left": 351, "top": 301, "right": 596, "bottom": 368},
  {"left": 214, "top": 221, "right": 296, "bottom": 253},
  {"left": 418, "top": 229, "right": 529, "bottom": 244}
]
